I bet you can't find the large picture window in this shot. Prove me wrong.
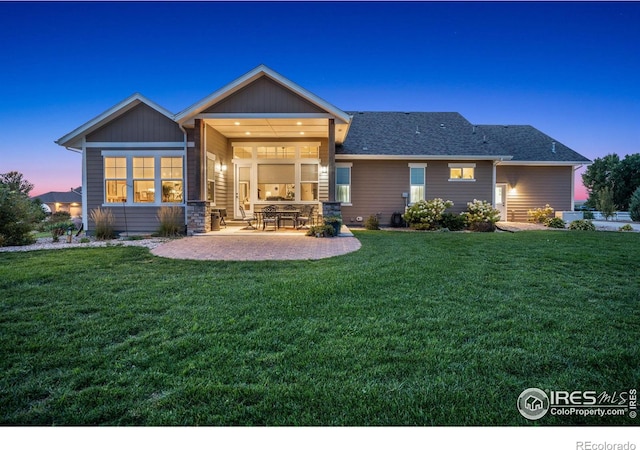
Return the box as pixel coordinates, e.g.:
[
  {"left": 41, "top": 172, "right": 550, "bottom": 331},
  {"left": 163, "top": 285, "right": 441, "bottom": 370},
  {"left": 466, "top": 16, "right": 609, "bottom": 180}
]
[{"left": 258, "top": 164, "right": 295, "bottom": 201}]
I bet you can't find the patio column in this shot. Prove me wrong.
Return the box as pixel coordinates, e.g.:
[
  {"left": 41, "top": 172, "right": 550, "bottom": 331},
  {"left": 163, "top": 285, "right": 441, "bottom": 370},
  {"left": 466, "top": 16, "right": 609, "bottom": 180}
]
[{"left": 328, "top": 118, "right": 336, "bottom": 202}]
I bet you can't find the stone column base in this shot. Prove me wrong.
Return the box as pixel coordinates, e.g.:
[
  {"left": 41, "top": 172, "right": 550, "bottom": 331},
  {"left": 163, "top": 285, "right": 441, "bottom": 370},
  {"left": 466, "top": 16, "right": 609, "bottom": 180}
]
[{"left": 186, "top": 201, "right": 212, "bottom": 235}]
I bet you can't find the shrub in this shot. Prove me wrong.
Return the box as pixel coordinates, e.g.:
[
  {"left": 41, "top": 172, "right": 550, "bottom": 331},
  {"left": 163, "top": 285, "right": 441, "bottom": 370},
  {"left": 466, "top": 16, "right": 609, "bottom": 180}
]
[
  {"left": 50, "top": 211, "right": 71, "bottom": 223},
  {"left": 527, "top": 204, "right": 554, "bottom": 223},
  {"left": 619, "top": 224, "right": 634, "bottom": 232},
  {"left": 80, "top": 237, "right": 90, "bottom": 243},
  {"left": 583, "top": 210, "right": 595, "bottom": 220},
  {"left": 46, "top": 220, "right": 74, "bottom": 242},
  {"left": 569, "top": 219, "right": 596, "bottom": 231},
  {"left": 306, "top": 224, "right": 335, "bottom": 237},
  {"left": 545, "top": 217, "right": 566, "bottom": 229},
  {"left": 364, "top": 215, "right": 380, "bottom": 230},
  {"left": 403, "top": 198, "right": 454, "bottom": 230},
  {"left": 90, "top": 208, "right": 115, "bottom": 240},
  {"left": 464, "top": 199, "right": 500, "bottom": 232},
  {"left": 629, "top": 186, "right": 640, "bottom": 222},
  {"left": 440, "top": 212, "right": 466, "bottom": 231},
  {"left": 596, "top": 186, "right": 617, "bottom": 221},
  {"left": 157, "top": 206, "right": 183, "bottom": 237}
]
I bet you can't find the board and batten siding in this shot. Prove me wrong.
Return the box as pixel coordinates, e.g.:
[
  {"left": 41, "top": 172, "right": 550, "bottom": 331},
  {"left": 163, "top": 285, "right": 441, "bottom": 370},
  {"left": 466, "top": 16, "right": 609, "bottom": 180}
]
[
  {"left": 497, "top": 165, "right": 572, "bottom": 222},
  {"left": 203, "top": 76, "right": 326, "bottom": 115},
  {"left": 340, "top": 159, "right": 493, "bottom": 226},
  {"left": 86, "top": 103, "right": 183, "bottom": 142}
]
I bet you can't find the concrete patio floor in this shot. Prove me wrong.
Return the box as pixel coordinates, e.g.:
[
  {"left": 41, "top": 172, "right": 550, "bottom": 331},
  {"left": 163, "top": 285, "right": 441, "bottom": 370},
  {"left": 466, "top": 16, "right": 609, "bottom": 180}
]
[{"left": 151, "top": 225, "right": 361, "bottom": 261}]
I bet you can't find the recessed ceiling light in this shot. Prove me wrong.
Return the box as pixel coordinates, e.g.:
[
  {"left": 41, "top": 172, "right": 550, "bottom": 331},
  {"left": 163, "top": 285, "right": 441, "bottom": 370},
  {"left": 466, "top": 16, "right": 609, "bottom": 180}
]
[
  {"left": 299, "top": 131, "right": 305, "bottom": 135},
  {"left": 234, "top": 122, "right": 240, "bottom": 126},
  {"left": 245, "top": 131, "right": 251, "bottom": 135},
  {"left": 296, "top": 121, "right": 302, "bottom": 126}
]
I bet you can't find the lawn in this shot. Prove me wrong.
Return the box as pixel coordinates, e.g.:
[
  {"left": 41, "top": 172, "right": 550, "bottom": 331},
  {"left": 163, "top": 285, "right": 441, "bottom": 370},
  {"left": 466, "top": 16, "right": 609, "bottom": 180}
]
[{"left": 0, "top": 230, "right": 638, "bottom": 426}]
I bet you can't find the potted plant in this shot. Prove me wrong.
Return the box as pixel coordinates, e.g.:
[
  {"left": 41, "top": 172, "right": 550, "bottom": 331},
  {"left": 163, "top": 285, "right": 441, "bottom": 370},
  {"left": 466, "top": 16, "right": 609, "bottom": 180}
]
[{"left": 323, "top": 215, "right": 342, "bottom": 236}]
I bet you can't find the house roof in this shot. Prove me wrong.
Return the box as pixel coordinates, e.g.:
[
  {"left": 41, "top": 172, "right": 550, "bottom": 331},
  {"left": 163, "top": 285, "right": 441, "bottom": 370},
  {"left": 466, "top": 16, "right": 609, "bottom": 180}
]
[
  {"left": 337, "top": 111, "right": 589, "bottom": 163},
  {"left": 55, "top": 93, "right": 175, "bottom": 149},
  {"left": 33, "top": 189, "right": 82, "bottom": 204},
  {"left": 477, "top": 125, "right": 591, "bottom": 163}
]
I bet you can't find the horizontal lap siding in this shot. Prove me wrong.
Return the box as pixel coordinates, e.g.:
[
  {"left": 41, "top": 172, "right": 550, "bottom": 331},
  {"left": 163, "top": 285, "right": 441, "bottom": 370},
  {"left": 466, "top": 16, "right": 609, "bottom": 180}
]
[
  {"left": 86, "top": 149, "right": 185, "bottom": 233},
  {"left": 497, "top": 165, "right": 572, "bottom": 222},
  {"left": 426, "top": 161, "right": 493, "bottom": 214},
  {"left": 341, "top": 159, "right": 493, "bottom": 226},
  {"left": 341, "top": 160, "right": 412, "bottom": 226},
  {"left": 205, "top": 125, "right": 229, "bottom": 210}
]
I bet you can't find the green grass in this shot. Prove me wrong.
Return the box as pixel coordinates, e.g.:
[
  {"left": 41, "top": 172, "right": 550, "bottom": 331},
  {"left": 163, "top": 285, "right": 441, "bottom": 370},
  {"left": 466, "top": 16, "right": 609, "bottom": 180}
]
[{"left": 1, "top": 231, "right": 638, "bottom": 425}]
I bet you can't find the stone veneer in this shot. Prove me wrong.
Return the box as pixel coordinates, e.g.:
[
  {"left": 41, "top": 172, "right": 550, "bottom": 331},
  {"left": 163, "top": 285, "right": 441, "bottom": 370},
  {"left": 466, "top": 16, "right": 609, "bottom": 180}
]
[
  {"left": 186, "top": 201, "right": 212, "bottom": 235},
  {"left": 322, "top": 201, "right": 342, "bottom": 219}
]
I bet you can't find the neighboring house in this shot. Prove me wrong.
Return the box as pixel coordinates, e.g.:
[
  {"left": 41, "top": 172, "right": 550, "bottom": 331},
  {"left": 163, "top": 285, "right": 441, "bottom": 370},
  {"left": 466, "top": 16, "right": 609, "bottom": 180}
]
[
  {"left": 56, "top": 65, "right": 590, "bottom": 234},
  {"left": 33, "top": 187, "right": 82, "bottom": 217}
]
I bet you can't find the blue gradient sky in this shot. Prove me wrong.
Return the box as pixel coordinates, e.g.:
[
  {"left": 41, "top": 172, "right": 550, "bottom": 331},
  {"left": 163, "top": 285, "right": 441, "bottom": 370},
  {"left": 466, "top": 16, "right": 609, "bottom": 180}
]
[{"left": 1, "top": 1, "right": 638, "bottom": 198}]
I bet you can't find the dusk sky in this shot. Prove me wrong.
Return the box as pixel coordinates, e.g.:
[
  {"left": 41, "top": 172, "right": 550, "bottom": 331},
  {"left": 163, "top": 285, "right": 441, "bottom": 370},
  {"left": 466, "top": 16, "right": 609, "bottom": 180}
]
[{"left": 1, "top": 1, "right": 638, "bottom": 199}]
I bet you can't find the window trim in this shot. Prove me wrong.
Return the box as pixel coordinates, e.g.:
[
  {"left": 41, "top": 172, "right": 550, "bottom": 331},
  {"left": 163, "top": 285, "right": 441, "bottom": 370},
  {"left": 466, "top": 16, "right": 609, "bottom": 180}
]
[
  {"left": 336, "top": 162, "right": 353, "bottom": 206},
  {"left": 408, "top": 163, "right": 427, "bottom": 205},
  {"left": 101, "top": 151, "right": 185, "bottom": 206},
  {"left": 448, "top": 163, "right": 476, "bottom": 182}
]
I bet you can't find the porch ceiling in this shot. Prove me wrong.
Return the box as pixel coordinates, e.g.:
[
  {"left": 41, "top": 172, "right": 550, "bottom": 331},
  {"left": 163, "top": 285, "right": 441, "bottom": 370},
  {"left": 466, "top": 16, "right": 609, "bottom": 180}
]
[{"left": 204, "top": 118, "right": 347, "bottom": 143}]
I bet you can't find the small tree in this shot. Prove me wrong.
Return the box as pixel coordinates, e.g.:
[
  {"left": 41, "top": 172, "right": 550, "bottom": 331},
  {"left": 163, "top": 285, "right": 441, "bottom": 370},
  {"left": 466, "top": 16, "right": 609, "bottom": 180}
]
[
  {"left": 629, "top": 186, "right": 640, "bottom": 222},
  {"left": 0, "top": 173, "right": 41, "bottom": 246},
  {"left": 596, "top": 186, "right": 617, "bottom": 221}
]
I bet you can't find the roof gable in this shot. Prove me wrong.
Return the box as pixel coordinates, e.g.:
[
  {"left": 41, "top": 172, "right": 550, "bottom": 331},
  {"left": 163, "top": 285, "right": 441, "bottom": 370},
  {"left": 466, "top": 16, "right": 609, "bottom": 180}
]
[
  {"left": 175, "top": 64, "right": 351, "bottom": 125},
  {"left": 56, "top": 93, "right": 175, "bottom": 149}
]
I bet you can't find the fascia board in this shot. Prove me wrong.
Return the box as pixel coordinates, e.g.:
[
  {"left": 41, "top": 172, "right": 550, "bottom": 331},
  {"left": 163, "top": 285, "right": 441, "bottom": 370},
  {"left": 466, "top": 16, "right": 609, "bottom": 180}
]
[{"left": 335, "top": 154, "right": 514, "bottom": 161}]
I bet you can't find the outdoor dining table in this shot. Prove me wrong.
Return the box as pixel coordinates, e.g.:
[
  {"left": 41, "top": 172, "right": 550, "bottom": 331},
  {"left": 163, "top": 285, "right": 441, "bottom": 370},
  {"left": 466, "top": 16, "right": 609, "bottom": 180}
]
[{"left": 254, "top": 207, "right": 301, "bottom": 229}]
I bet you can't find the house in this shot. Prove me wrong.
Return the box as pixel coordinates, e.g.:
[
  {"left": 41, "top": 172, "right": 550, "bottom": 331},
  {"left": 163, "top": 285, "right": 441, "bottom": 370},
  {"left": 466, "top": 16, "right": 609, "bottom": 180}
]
[
  {"left": 33, "top": 187, "right": 82, "bottom": 217},
  {"left": 55, "top": 65, "right": 590, "bottom": 234}
]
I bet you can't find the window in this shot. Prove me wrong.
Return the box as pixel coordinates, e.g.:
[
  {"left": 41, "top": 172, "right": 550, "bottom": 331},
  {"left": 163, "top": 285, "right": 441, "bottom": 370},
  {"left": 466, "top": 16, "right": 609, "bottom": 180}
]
[
  {"left": 258, "top": 164, "right": 295, "bottom": 201},
  {"left": 104, "top": 157, "right": 127, "bottom": 203},
  {"left": 336, "top": 164, "right": 352, "bottom": 204},
  {"left": 102, "top": 153, "right": 184, "bottom": 205},
  {"left": 409, "top": 164, "right": 426, "bottom": 204},
  {"left": 301, "top": 164, "right": 318, "bottom": 201},
  {"left": 449, "top": 163, "right": 476, "bottom": 181},
  {"left": 133, "top": 157, "right": 155, "bottom": 203},
  {"left": 206, "top": 153, "right": 216, "bottom": 203},
  {"left": 161, "top": 157, "right": 183, "bottom": 203}
]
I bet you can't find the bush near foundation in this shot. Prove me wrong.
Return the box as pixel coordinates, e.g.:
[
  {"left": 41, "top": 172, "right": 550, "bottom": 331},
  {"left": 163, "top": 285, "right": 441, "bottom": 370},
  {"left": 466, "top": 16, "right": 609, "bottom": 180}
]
[{"left": 569, "top": 219, "right": 596, "bottom": 231}]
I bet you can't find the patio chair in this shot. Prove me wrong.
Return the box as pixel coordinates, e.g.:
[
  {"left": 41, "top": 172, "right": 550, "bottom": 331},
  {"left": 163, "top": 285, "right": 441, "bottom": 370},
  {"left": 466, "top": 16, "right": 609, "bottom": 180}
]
[
  {"left": 261, "top": 205, "right": 278, "bottom": 231},
  {"left": 279, "top": 204, "right": 299, "bottom": 228},
  {"left": 296, "top": 205, "right": 314, "bottom": 229},
  {"left": 239, "top": 206, "right": 256, "bottom": 230}
]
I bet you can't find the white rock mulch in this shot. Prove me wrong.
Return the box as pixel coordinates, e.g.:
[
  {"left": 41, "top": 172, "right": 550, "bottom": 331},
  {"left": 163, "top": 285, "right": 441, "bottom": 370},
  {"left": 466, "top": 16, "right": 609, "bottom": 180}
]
[{"left": 0, "top": 236, "right": 172, "bottom": 253}]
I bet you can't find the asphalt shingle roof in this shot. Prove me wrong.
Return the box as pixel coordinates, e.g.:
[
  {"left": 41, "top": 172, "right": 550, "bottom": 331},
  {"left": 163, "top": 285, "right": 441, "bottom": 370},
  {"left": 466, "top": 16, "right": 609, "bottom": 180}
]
[
  {"left": 338, "top": 112, "right": 590, "bottom": 163},
  {"left": 33, "top": 190, "right": 82, "bottom": 204}
]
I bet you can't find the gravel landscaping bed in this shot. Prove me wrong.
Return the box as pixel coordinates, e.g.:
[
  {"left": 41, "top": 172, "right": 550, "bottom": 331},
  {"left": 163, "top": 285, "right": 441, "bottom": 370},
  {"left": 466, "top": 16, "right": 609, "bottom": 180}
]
[{"left": 0, "top": 236, "right": 173, "bottom": 253}]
